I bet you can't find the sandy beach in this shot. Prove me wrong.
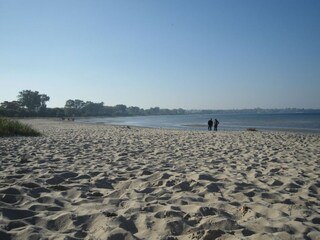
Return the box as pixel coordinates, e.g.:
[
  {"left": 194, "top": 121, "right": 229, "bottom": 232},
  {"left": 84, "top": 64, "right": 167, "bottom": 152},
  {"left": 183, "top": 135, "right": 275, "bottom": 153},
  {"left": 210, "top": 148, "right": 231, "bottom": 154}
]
[{"left": 0, "top": 118, "right": 319, "bottom": 240}]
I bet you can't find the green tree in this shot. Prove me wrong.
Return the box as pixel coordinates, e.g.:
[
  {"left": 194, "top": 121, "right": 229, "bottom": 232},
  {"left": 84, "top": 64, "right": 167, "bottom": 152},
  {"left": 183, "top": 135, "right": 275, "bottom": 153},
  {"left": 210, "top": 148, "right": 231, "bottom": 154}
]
[
  {"left": 17, "top": 90, "right": 50, "bottom": 112},
  {"left": 82, "top": 101, "right": 104, "bottom": 116},
  {"left": 64, "top": 99, "right": 86, "bottom": 116},
  {"left": 114, "top": 104, "right": 127, "bottom": 116},
  {"left": 74, "top": 99, "right": 85, "bottom": 109},
  {"left": 127, "top": 106, "right": 142, "bottom": 116},
  {"left": 65, "top": 99, "right": 75, "bottom": 109},
  {"left": 0, "top": 101, "right": 21, "bottom": 110},
  {"left": 64, "top": 99, "right": 76, "bottom": 116},
  {"left": 147, "top": 107, "right": 160, "bottom": 115},
  {"left": 40, "top": 94, "right": 50, "bottom": 110},
  {"left": 103, "top": 106, "right": 114, "bottom": 116},
  {"left": 0, "top": 100, "right": 24, "bottom": 117}
]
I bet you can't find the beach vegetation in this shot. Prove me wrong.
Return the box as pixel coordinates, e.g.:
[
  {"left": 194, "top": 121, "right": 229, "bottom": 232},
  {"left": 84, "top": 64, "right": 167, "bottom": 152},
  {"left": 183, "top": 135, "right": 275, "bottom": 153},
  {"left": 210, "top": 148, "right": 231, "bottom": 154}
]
[{"left": 0, "top": 118, "right": 41, "bottom": 137}]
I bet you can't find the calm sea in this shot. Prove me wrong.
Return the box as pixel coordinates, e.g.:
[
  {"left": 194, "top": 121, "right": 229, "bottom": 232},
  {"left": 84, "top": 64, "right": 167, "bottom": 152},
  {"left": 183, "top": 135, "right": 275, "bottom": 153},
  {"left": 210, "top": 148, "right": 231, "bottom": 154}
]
[{"left": 76, "top": 113, "right": 320, "bottom": 133}]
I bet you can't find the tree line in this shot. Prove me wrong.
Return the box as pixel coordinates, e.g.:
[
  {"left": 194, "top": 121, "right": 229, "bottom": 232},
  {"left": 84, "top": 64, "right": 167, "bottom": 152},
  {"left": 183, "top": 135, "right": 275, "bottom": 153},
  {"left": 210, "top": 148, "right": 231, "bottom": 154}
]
[{"left": 0, "top": 90, "right": 186, "bottom": 117}]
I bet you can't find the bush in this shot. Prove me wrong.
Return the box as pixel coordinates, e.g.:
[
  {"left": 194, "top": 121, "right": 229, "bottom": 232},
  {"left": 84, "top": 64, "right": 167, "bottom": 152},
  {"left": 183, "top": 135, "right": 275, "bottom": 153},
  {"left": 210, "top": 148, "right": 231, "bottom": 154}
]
[{"left": 0, "top": 118, "right": 41, "bottom": 137}]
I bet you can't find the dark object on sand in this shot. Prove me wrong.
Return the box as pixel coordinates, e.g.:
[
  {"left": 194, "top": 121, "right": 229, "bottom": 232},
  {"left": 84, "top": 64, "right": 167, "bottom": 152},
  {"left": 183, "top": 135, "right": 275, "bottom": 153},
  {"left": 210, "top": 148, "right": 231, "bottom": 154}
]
[
  {"left": 246, "top": 128, "right": 257, "bottom": 131},
  {"left": 214, "top": 119, "right": 219, "bottom": 131},
  {"left": 208, "top": 118, "right": 213, "bottom": 131}
]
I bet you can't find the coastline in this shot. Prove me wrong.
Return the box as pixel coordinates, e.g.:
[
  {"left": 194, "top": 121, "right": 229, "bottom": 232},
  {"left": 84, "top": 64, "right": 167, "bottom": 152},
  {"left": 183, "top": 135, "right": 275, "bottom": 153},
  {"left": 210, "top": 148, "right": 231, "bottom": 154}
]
[
  {"left": 74, "top": 113, "right": 320, "bottom": 134},
  {"left": 1, "top": 118, "right": 320, "bottom": 239}
]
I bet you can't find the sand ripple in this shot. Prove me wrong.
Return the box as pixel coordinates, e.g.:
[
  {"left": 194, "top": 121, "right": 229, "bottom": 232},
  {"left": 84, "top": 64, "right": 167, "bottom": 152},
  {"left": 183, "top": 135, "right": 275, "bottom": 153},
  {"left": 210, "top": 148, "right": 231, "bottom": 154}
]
[{"left": 0, "top": 119, "right": 319, "bottom": 239}]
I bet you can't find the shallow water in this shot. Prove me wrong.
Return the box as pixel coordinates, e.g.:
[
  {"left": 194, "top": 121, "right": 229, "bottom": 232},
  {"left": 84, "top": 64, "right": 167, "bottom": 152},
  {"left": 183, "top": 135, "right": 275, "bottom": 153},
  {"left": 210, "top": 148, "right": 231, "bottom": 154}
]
[{"left": 76, "top": 113, "right": 320, "bottom": 133}]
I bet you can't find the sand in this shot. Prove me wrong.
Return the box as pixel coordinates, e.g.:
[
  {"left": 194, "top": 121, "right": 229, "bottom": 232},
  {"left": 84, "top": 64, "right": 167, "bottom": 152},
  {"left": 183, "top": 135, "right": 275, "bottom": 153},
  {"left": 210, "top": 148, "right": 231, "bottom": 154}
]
[{"left": 0, "top": 118, "right": 320, "bottom": 240}]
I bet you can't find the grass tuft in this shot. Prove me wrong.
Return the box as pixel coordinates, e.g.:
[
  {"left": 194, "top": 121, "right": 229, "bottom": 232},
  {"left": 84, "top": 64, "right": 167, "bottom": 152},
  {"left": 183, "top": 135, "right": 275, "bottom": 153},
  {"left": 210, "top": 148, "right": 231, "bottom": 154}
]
[{"left": 0, "top": 118, "right": 41, "bottom": 137}]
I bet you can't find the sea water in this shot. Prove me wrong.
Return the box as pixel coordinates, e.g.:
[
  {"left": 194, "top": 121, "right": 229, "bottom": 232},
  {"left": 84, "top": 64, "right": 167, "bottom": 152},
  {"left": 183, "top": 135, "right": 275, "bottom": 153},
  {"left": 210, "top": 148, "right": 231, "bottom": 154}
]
[{"left": 76, "top": 113, "right": 320, "bottom": 133}]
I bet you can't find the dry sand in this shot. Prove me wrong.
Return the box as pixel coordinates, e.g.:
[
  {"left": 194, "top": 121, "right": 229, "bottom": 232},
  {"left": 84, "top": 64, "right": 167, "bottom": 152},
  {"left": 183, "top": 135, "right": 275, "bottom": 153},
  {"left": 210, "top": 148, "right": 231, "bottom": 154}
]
[{"left": 0, "top": 118, "right": 320, "bottom": 240}]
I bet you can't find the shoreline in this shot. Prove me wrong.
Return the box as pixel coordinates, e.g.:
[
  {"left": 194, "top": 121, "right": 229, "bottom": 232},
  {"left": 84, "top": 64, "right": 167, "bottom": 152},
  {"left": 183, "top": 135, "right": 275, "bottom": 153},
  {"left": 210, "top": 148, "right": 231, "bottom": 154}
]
[
  {"left": 73, "top": 115, "right": 320, "bottom": 134},
  {"left": 1, "top": 118, "right": 320, "bottom": 239},
  {"left": 8, "top": 116, "right": 320, "bottom": 134}
]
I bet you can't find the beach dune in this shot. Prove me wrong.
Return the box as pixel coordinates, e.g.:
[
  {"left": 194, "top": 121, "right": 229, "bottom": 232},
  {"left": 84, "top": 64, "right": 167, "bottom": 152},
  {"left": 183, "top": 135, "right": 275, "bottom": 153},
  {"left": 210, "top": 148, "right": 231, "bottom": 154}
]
[{"left": 0, "top": 119, "right": 319, "bottom": 239}]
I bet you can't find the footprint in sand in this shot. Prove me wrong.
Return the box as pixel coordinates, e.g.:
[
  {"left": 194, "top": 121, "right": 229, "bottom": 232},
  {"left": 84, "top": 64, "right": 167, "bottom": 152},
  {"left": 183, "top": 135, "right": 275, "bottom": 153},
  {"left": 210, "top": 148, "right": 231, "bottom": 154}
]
[{"left": 1, "top": 208, "right": 36, "bottom": 220}]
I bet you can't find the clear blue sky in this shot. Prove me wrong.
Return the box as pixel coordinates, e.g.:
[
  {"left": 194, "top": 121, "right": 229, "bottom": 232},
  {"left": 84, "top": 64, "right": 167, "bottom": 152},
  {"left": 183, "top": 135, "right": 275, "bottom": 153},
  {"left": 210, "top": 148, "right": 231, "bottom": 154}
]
[{"left": 1, "top": 0, "right": 319, "bottom": 109}]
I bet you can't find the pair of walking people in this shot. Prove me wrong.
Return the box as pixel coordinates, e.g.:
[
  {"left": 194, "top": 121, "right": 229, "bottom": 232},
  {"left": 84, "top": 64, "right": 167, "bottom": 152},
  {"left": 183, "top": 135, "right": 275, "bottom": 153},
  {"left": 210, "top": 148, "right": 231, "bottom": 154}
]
[{"left": 208, "top": 118, "right": 219, "bottom": 131}]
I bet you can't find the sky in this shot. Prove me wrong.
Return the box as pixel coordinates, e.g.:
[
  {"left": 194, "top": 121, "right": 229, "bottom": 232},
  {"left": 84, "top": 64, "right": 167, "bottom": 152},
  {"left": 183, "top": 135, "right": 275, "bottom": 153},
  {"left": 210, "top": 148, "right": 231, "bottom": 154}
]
[{"left": 0, "top": 0, "right": 319, "bottom": 109}]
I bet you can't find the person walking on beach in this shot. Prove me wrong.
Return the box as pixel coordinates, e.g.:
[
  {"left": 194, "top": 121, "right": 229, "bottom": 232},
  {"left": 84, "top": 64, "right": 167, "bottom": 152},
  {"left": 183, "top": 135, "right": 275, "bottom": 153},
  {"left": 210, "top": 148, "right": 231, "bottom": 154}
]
[
  {"left": 208, "top": 118, "right": 213, "bottom": 131},
  {"left": 214, "top": 118, "right": 219, "bottom": 131}
]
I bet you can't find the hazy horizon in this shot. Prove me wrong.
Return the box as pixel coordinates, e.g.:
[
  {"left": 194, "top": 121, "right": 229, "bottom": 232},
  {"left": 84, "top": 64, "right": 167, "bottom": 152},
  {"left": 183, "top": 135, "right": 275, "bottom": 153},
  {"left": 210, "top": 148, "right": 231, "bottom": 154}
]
[{"left": 1, "top": 0, "right": 319, "bottom": 109}]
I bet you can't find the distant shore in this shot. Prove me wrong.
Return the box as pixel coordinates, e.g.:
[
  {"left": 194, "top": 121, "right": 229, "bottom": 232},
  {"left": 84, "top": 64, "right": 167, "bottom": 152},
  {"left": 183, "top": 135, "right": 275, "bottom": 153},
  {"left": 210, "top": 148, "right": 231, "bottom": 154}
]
[{"left": 1, "top": 118, "right": 320, "bottom": 239}]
